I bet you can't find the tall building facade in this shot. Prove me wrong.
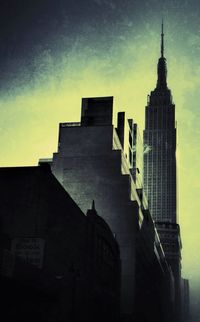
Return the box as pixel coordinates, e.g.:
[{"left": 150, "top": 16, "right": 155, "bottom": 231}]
[
  {"left": 143, "top": 23, "right": 182, "bottom": 320},
  {"left": 51, "top": 97, "right": 139, "bottom": 319},
  {"left": 143, "top": 23, "right": 176, "bottom": 223},
  {"left": 38, "top": 96, "right": 175, "bottom": 321}
]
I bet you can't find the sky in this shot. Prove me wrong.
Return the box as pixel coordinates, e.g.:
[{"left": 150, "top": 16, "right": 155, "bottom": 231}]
[{"left": 0, "top": 0, "right": 199, "bottom": 320}]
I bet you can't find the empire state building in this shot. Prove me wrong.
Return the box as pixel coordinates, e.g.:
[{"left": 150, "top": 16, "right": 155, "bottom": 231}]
[
  {"left": 143, "top": 23, "right": 182, "bottom": 319},
  {"left": 143, "top": 23, "right": 177, "bottom": 223}
]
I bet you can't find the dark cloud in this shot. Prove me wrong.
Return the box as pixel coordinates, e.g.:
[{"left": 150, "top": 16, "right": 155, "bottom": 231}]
[{"left": 0, "top": 0, "right": 199, "bottom": 92}]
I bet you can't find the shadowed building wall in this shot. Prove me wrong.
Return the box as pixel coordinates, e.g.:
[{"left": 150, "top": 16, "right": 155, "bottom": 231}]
[
  {"left": 52, "top": 97, "right": 139, "bottom": 319},
  {"left": 0, "top": 165, "right": 120, "bottom": 322},
  {"left": 48, "top": 96, "right": 175, "bottom": 321}
]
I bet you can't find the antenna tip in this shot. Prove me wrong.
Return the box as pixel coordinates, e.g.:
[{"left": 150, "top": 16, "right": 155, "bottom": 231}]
[
  {"left": 92, "top": 200, "right": 95, "bottom": 210},
  {"left": 161, "top": 19, "right": 164, "bottom": 34}
]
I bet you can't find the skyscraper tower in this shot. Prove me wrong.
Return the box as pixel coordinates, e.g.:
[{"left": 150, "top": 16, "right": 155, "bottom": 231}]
[
  {"left": 143, "top": 23, "right": 182, "bottom": 320},
  {"left": 143, "top": 22, "right": 176, "bottom": 223}
]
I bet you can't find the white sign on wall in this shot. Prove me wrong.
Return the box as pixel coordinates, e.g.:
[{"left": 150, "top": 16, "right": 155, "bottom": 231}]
[{"left": 11, "top": 237, "right": 45, "bottom": 269}]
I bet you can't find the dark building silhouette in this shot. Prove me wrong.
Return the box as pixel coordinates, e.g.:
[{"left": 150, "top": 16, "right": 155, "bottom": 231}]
[
  {"left": 50, "top": 97, "right": 140, "bottom": 319},
  {"left": 134, "top": 194, "right": 175, "bottom": 322},
  {"left": 143, "top": 23, "right": 184, "bottom": 320},
  {"left": 181, "top": 278, "right": 190, "bottom": 322},
  {"left": 0, "top": 165, "right": 120, "bottom": 322},
  {"left": 127, "top": 114, "right": 175, "bottom": 321},
  {"left": 39, "top": 96, "right": 176, "bottom": 321}
]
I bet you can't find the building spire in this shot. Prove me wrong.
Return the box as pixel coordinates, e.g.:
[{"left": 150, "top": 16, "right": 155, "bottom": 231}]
[
  {"left": 86, "top": 200, "right": 97, "bottom": 217},
  {"left": 161, "top": 19, "right": 164, "bottom": 58},
  {"left": 156, "top": 20, "right": 167, "bottom": 90},
  {"left": 92, "top": 200, "right": 95, "bottom": 211}
]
